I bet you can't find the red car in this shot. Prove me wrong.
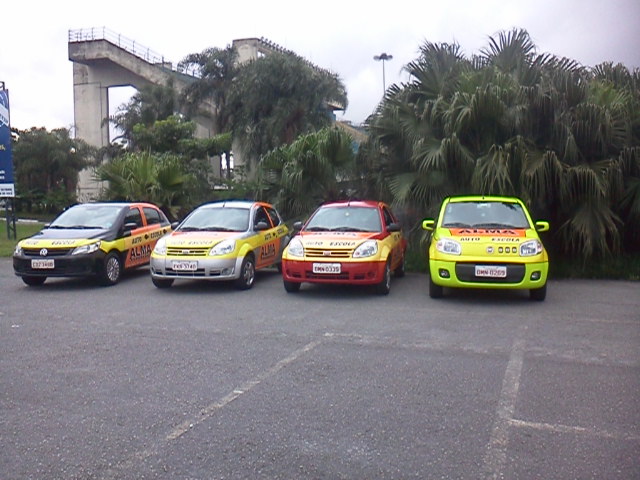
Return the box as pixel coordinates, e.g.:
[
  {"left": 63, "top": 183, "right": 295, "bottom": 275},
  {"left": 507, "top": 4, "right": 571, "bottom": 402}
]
[{"left": 281, "top": 200, "right": 407, "bottom": 294}]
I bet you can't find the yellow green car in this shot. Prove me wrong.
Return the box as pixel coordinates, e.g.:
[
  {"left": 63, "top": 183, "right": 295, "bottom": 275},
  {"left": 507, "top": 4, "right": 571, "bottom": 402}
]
[{"left": 422, "top": 195, "right": 549, "bottom": 301}]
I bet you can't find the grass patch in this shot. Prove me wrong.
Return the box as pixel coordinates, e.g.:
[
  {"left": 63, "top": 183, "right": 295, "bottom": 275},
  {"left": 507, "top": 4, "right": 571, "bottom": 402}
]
[{"left": 0, "top": 220, "right": 44, "bottom": 256}]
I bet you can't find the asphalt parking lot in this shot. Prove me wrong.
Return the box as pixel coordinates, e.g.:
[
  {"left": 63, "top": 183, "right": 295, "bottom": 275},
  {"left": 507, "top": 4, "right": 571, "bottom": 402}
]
[{"left": 0, "top": 258, "right": 638, "bottom": 479}]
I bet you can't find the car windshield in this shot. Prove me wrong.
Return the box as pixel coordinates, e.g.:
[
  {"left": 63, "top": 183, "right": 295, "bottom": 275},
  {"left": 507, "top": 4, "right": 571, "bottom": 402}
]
[
  {"left": 442, "top": 201, "right": 530, "bottom": 229},
  {"left": 179, "top": 207, "right": 250, "bottom": 232},
  {"left": 305, "top": 206, "right": 382, "bottom": 232},
  {"left": 49, "top": 205, "right": 123, "bottom": 229}
]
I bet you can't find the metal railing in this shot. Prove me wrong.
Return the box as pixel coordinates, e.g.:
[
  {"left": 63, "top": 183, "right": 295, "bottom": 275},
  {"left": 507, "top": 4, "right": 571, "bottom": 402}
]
[{"left": 68, "top": 27, "right": 175, "bottom": 70}]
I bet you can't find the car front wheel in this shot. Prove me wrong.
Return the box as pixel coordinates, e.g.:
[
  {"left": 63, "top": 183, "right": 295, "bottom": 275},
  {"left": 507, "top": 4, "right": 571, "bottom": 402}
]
[
  {"left": 375, "top": 261, "right": 391, "bottom": 295},
  {"left": 22, "top": 275, "right": 46, "bottom": 286},
  {"left": 428, "top": 275, "right": 444, "bottom": 298},
  {"left": 283, "top": 280, "right": 301, "bottom": 293},
  {"left": 152, "top": 277, "right": 174, "bottom": 289},
  {"left": 235, "top": 255, "right": 256, "bottom": 290},
  {"left": 529, "top": 283, "right": 547, "bottom": 301},
  {"left": 98, "top": 252, "right": 122, "bottom": 286}
]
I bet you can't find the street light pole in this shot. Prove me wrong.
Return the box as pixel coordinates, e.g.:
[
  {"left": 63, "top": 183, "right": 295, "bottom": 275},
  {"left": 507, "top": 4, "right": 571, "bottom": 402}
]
[{"left": 373, "top": 53, "right": 393, "bottom": 94}]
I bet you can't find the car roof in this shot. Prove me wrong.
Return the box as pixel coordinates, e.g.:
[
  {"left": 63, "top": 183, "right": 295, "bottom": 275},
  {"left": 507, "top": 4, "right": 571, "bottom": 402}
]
[
  {"left": 198, "top": 200, "right": 266, "bottom": 210},
  {"left": 446, "top": 195, "right": 522, "bottom": 204},
  {"left": 69, "top": 202, "right": 160, "bottom": 209},
  {"left": 318, "top": 200, "right": 382, "bottom": 209}
]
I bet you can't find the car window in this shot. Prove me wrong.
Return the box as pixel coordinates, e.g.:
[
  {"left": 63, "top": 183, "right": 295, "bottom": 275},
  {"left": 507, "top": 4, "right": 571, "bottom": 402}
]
[
  {"left": 49, "top": 204, "right": 122, "bottom": 229},
  {"left": 382, "top": 207, "right": 395, "bottom": 227},
  {"left": 266, "top": 207, "right": 281, "bottom": 227},
  {"left": 179, "top": 207, "right": 249, "bottom": 232},
  {"left": 443, "top": 202, "right": 529, "bottom": 228},
  {"left": 254, "top": 207, "right": 271, "bottom": 228},
  {"left": 305, "top": 206, "right": 382, "bottom": 232},
  {"left": 143, "top": 207, "right": 161, "bottom": 226},
  {"left": 124, "top": 207, "right": 144, "bottom": 228}
]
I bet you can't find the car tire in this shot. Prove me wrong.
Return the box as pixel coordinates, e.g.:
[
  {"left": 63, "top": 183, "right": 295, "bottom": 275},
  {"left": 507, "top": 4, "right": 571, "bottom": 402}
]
[
  {"left": 22, "top": 275, "right": 46, "bottom": 286},
  {"left": 276, "top": 262, "right": 283, "bottom": 273},
  {"left": 98, "top": 252, "right": 122, "bottom": 286},
  {"left": 152, "top": 277, "right": 174, "bottom": 289},
  {"left": 235, "top": 255, "right": 256, "bottom": 290},
  {"left": 375, "top": 260, "right": 391, "bottom": 295},
  {"left": 428, "top": 275, "right": 444, "bottom": 298},
  {"left": 529, "top": 283, "right": 547, "bottom": 301},
  {"left": 283, "top": 280, "right": 301, "bottom": 293},
  {"left": 394, "top": 255, "right": 405, "bottom": 278}
]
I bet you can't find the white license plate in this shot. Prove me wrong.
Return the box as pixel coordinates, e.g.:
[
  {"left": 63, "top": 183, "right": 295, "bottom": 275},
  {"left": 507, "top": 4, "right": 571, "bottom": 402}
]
[
  {"left": 31, "top": 259, "right": 55, "bottom": 269},
  {"left": 312, "top": 263, "right": 341, "bottom": 274},
  {"left": 172, "top": 260, "right": 198, "bottom": 271},
  {"left": 475, "top": 265, "right": 507, "bottom": 278}
]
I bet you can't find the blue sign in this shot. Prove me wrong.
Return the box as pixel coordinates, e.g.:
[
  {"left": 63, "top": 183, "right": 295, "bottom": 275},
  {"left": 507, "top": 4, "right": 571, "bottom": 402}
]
[{"left": 0, "top": 88, "right": 15, "bottom": 197}]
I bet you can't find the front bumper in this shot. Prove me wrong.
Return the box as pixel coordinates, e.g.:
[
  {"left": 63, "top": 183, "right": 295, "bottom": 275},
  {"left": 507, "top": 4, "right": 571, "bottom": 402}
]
[
  {"left": 429, "top": 258, "right": 548, "bottom": 289},
  {"left": 13, "top": 252, "right": 105, "bottom": 278},
  {"left": 282, "top": 259, "right": 386, "bottom": 285},
  {"left": 150, "top": 255, "right": 242, "bottom": 281}
]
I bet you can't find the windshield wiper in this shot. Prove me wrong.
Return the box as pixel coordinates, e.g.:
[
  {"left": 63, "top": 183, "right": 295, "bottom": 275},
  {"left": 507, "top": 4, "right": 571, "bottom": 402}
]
[
  {"left": 305, "top": 226, "right": 330, "bottom": 231},
  {"left": 202, "top": 226, "right": 236, "bottom": 232},
  {"left": 472, "top": 223, "right": 511, "bottom": 228},
  {"left": 332, "top": 226, "right": 371, "bottom": 232},
  {"left": 49, "top": 225, "right": 101, "bottom": 229},
  {"left": 177, "top": 226, "right": 205, "bottom": 232},
  {"left": 443, "top": 222, "right": 471, "bottom": 228}
]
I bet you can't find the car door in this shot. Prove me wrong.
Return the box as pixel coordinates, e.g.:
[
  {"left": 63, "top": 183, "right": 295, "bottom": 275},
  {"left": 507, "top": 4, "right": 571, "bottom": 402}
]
[
  {"left": 253, "top": 205, "right": 282, "bottom": 269},
  {"left": 382, "top": 206, "right": 404, "bottom": 270}
]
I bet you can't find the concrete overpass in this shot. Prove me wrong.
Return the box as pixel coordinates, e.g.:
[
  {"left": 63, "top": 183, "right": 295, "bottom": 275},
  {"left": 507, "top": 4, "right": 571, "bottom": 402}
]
[{"left": 69, "top": 28, "right": 344, "bottom": 200}]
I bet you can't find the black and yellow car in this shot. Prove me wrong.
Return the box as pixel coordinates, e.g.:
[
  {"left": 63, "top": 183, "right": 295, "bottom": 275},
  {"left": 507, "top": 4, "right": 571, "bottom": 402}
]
[{"left": 13, "top": 202, "right": 172, "bottom": 286}]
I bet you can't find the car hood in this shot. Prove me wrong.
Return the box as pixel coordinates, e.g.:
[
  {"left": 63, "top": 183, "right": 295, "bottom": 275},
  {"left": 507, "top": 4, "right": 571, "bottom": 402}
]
[
  {"left": 297, "top": 231, "right": 382, "bottom": 248},
  {"left": 445, "top": 227, "right": 532, "bottom": 241},
  {"left": 164, "top": 231, "right": 244, "bottom": 247},
  {"left": 19, "top": 228, "right": 112, "bottom": 248}
]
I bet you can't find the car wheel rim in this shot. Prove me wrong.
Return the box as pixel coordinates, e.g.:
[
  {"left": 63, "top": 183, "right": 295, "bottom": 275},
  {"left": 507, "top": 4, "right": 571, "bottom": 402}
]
[
  {"left": 244, "top": 261, "right": 255, "bottom": 286},
  {"left": 107, "top": 257, "right": 120, "bottom": 282}
]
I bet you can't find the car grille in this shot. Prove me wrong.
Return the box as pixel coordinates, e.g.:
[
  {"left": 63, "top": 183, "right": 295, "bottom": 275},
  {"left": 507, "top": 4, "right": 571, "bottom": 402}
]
[
  {"left": 22, "top": 248, "right": 73, "bottom": 257},
  {"left": 455, "top": 263, "right": 525, "bottom": 283},
  {"left": 166, "top": 247, "right": 209, "bottom": 256},
  {"left": 305, "top": 248, "right": 353, "bottom": 258}
]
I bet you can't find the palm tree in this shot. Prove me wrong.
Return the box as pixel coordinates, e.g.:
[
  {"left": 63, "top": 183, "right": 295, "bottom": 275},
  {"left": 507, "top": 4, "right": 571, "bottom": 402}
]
[
  {"left": 259, "top": 127, "right": 355, "bottom": 219},
  {"left": 367, "top": 28, "right": 640, "bottom": 259}
]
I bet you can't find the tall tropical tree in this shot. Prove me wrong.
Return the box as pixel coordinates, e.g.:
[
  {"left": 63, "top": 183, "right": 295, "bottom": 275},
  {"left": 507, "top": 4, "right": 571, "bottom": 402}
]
[
  {"left": 228, "top": 53, "right": 348, "bottom": 170},
  {"left": 366, "top": 28, "right": 640, "bottom": 259},
  {"left": 259, "top": 127, "right": 355, "bottom": 219}
]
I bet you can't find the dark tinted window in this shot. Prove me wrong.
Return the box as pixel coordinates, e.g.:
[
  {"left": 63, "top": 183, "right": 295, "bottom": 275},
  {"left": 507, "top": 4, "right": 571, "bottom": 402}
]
[
  {"left": 124, "top": 207, "right": 143, "bottom": 228},
  {"left": 266, "top": 207, "right": 281, "bottom": 227},
  {"left": 254, "top": 207, "right": 271, "bottom": 228},
  {"left": 143, "top": 207, "right": 161, "bottom": 225}
]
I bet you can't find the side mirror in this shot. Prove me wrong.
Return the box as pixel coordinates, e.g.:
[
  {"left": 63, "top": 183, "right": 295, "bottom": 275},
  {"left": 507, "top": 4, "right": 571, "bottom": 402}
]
[
  {"left": 170, "top": 221, "right": 180, "bottom": 230},
  {"left": 387, "top": 223, "right": 401, "bottom": 232},
  {"left": 255, "top": 221, "right": 270, "bottom": 231},
  {"left": 293, "top": 221, "right": 303, "bottom": 231},
  {"left": 422, "top": 219, "right": 435, "bottom": 231},
  {"left": 122, "top": 222, "right": 138, "bottom": 237},
  {"left": 535, "top": 221, "right": 550, "bottom": 232}
]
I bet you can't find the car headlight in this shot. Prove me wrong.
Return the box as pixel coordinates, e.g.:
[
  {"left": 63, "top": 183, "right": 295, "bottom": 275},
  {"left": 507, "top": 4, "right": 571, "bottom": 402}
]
[
  {"left": 153, "top": 238, "right": 167, "bottom": 255},
  {"left": 71, "top": 241, "right": 101, "bottom": 255},
  {"left": 520, "top": 240, "right": 543, "bottom": 256},
  {"left": 435, "top": 238, "right": 461, "bottom": 255},
  {"left": 14, "top": 243, "right": 23, "bottom": 256},
  {"left": 210, "top": 239, "right": 236, "bottom": 256},
  {"left": 286, "top": 237, "right": 304, "bottom": 257},
  {"left": 353, "top": 240, "right": 378, "bottom": 258}
]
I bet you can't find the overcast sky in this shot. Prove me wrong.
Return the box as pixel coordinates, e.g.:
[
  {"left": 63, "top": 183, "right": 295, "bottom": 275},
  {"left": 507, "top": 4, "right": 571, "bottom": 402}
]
[{"left": 2, "top": 0, "right": 639, "bottom": 134}]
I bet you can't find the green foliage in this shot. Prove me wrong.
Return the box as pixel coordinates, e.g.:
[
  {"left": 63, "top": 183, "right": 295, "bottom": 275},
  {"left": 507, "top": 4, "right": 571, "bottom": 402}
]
[
  {"left": 228, "top": 53, "right": 348, "bottom": 167},
  {"left": 366, "top": 28, "right": 640, "bottom": 260},
  {"left": 258, "top": 127, "right": 355, "bottom": 219},
  {"left": 12, "top": 127, "right": 93, "bottom": 213},
  {"left": 96, "top": 151, "right": 193, "bottom": 220},
  {"left": 0, "top": 221, "right": 44, "bottom": 256}
]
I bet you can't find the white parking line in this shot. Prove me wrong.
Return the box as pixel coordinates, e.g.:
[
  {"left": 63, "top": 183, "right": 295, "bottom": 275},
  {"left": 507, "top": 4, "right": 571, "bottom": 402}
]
[
  {"left": 166, "top": 340, "right": 322, "bottom": 441},
  {"left": 482, "top": 333, "right": 526, "bottom": 480},
  {"left": 509, "top": 418, "right": 640, "bottom": 442}
]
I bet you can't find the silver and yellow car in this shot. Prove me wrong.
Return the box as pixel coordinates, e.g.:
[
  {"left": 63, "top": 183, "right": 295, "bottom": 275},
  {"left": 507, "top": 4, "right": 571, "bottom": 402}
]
[{"left": 150, "top": 200, "right": 289, "bottom": 289}]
